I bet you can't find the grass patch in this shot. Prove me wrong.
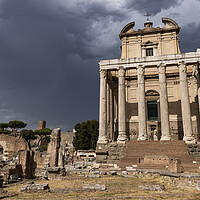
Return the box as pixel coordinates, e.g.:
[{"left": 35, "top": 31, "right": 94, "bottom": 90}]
[{"left": 4, "top": 174, "right": 200, "bottom": 200}]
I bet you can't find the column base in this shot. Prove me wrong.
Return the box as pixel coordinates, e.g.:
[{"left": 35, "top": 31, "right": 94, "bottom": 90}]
[
  {"left": 183, "top": 136, "right": 196, "bottom": 144},
  {"left": 117, "top": 131, "right": 128, "bottom": 143},
  {"left": 117, "top": 139, "right": 128, "bottom": 144},
  {"left": 137, "top": 136, "right": 147, "bottom": 140},
  {"left": 117, "top": 136, "right": 128, "bottom": 144},
  {"left": 160, "top": 136, "right": 171, "bottom": 141},
  {"left": 97, "top": 137, "right": 108, "bottom": 144}
]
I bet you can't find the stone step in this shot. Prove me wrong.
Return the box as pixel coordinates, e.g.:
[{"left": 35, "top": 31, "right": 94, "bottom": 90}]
[{"left": 117, "top": 140, "right": 199, "bottom": 173}]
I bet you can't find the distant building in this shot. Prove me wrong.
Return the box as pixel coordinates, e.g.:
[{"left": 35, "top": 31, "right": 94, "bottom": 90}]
[{"left": 37, "top": 120, "right": 46, "bottom": 130}]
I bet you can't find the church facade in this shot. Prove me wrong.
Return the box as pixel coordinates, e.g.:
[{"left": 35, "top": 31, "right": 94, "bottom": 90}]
[{"left": 97, "top": 18, "right": 200, "bottom": 152}]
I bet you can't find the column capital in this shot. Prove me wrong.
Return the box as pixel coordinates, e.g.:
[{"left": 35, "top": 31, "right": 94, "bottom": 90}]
[
  {"left": 118, "top": 67, "right": 125, "bottom": 77},
  {"left": 137, "top": 65, "right": 144, "bottom": 75},
  {"left": 100, "top": 69, "right": 107, "bottom": 79},
  {"left": 158, "top": 63, "right": 166, "bottom": 74},
  {"left": 178, "top": 61, "right": 187, "bottom": 73},
  {"left": 192, "top": 63, "right": 199, "bottom": 78}
]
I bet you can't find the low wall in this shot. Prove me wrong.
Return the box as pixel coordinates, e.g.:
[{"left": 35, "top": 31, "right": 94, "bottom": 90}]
[
  {"left": 0, "top": 135, "right": 27, "bottom": 160},
  {"left": 137, "top": 170, "right": 200, "bottom": 190}
]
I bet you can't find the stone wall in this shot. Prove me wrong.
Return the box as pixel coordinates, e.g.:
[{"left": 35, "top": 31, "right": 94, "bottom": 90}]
[
  {"left": 47, "top": 128, "right": 61, "bottom": 167},
  {"left": 137, "top": 170, "right": 200, "bottom": 190},
  {"left": 34, "top": 151, "right": 50, "bottom": 169},
  {"left": 96, "top": 143, "right": 126, "bottom": 164},
  {"left": 19, "top": 150, "right": 35, "bottom": 179},
  {"left": 0, "top": 135, "right": 27, "bottom": 160}
]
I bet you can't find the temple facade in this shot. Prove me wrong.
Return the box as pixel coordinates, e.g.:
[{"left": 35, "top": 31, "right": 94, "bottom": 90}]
[{"left": 97, "top": 18, "right": 200, "bottom": 150}]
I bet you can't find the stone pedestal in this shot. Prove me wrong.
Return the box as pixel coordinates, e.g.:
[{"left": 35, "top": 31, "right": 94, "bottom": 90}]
[
  {"left": 98, "top": 69, "right": 108, "bottom": 144},
  {"left": 117, "top": 67, "right": 128, "bottom": 143},
  {"left": 96, "top": 143, "right": 108, "bottom": 163},
  {"left": 169, "top": 158, "right": 182, "bottom": 173},
  {"left": 137, "top": 65, "right": 147, "bottom": 140},
  {"left": 179, "top": 62, "right": 195, "bottom": 144},
  {"left": 159, "top": 63, "right": 171, "bottom": 140}
]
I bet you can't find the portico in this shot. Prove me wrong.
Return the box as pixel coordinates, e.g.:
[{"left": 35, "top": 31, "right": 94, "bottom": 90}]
[{"left": 97, "top": 18, "right": 200, "bottom": 152}]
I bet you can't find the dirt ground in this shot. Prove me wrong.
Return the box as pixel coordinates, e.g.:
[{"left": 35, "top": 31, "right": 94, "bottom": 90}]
[{"left": 3, "top": 174, "right": 200, "bottom": 200}]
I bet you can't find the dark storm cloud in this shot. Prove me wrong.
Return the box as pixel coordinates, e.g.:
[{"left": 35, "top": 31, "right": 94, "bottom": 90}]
[
  {"left": 179, "top": 22, "right": 200, "bottom": 53},
  {"left": 125, "top": 0, "right": 183, "bottom": 15},
  {"left": 0, "top": 0, "right": 198, "bottom": 131},
  {"left": 0, "top": 0, "right": 125, "bottom": 131}
]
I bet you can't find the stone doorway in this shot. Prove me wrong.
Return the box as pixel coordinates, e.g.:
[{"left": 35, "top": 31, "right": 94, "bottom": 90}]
[{"left": 146, "top": 90, "right": 160, "bottom": 140}]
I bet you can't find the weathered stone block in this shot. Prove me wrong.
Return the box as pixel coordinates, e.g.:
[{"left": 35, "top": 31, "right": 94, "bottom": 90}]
[
  {"left": 82, "top": 184, "right": 106, "bottom": 191},
  {"left": 139, "top": 185, "right": 166, "bottom": 191},
  {"left": 196, "top": 181, "right": 200, "bottom": 190},
  {"left": 20, "top": 183, "right": 50, "bottom": 192}
]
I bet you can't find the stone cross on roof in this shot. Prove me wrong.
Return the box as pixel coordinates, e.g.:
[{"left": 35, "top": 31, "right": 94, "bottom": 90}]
[{"left": 144, "top": 12, "right": 151, "bottom": 21}]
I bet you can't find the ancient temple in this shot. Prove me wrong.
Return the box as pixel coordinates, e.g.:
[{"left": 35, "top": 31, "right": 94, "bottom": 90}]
[{"left": 96, "top": 18, "right": 200, "bottom": 164}]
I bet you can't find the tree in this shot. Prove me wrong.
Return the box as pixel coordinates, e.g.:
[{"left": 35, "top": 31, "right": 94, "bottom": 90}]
[
  {"left": 34, "top": 128, "right": 52, "bottom": 146},
  {"left": 0, "top": 129, "right": 11, "bottom": 135},
  {"left": 72, "top": 120, "right": 99, "bottom": 150},
  {"left": 89, "top": 120, "right": 99, "bottom": 149},
  {"left": 8, "top": 120, "right": 27, "bottom": 134},
  {"left": 0, "top": 123, "right": 9, "bottom": 130},
  {"left": 20, "top": 129, "right": 37, "bottom": 150}
]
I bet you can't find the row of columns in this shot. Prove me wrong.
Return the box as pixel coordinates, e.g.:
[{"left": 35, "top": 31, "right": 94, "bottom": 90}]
[{"left": 98, "top": 62, "right": 196, "bottom": 144}]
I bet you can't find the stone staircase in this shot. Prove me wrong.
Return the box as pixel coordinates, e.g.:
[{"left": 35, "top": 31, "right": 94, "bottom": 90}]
[{"left": 117, "top": 140, "right": 200, "bottom": 173}]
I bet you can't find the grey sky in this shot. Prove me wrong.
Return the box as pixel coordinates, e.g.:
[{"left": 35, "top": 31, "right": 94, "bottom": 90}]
[{"left": 0, "top": 0, "right": 199, "bottom": 131}]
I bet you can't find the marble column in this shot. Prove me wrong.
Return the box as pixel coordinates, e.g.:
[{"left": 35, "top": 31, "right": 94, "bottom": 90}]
[
  {"left": 137, "top": 65, "right": 147, "bottom": 140},
  {"left": 110, "top": 85, "right": 114, "bottom": 141},
  {"left": 179, "top": 62, "right": 195, "bottom": 144},
  {"left": 192, "top": 63, "right": 200, "bottom": 141},
  {"left": 107, "top": 82, "right": 111, "bottom": 141},
  {"left": 117, "top": 67, "right": 128, "bottom": 143},
  {"left": 193, "top": 63, "right": 200, "bottom": 115},
  {"left": 97, "top": 69, "right": 108, "bottom": 143},
  {"left": 159, "top": 63, "right": 171, "bottom": 140}
]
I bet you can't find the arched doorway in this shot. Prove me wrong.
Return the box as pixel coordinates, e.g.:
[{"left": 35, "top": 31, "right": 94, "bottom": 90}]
[{"left": 145, "top": 90, "right": 160, "bottom": 140}]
